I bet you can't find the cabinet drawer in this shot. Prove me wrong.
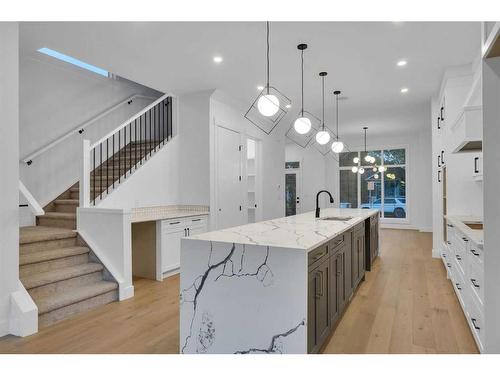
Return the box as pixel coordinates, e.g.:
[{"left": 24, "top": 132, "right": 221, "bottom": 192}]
[
  {"left": 469, "top": 259, "right": 484, "bottom": 306},
  {"left": 451, "top": 261, "right": 467, "bottom": 309},
  {"left": 308, "top": 243, "right": 329, "bottom": 269},
  {"left": 163, "top": 218, "right": 188, "bottom": 230},
  {"left": 188, "top": 216, "right": 207, "bottom": 228},
  {"left": 467, "top": 294, "right": 485, "bottom": 352},
  {"left": 468, "top": 241, "right": 483, "bottom": 267},
  {"left": 330, "top": 234, "right": 346, "bottom": 254}
]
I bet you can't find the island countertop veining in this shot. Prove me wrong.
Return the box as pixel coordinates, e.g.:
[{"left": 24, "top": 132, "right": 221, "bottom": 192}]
[{"left": 188, "top": 207, "right": 379, "bottom": 252}]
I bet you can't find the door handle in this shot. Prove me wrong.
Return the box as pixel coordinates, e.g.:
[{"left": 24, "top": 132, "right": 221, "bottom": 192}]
[
  {"left": 471, "top": 318, "right": 480, "bottom": 331},
  {"left": 471, "top": 279, "right": 480, "bottom": 288}
]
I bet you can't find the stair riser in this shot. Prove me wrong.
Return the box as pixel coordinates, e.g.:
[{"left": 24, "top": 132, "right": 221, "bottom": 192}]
[
  {"left": 38, "top": 289, "right": 118, "bottom": 328},
  {"left": 54, "top": 203, "right": 78, "bottom": 213},
  {"left": 21, "top": 237, "right": 77, "bottom": 254},
  {"left": 28, "top": 271, "right": 103, "bottom": 300},
  {"left": 38, "top": 217, "right": 76, "bottom": 230},
  {"left": 20, "top": 254, "right": 89, "bottom": 278}
]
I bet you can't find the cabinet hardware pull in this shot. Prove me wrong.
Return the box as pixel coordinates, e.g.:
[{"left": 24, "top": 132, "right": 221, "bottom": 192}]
[
  {"left": 440, "top": 106, "right": 445, "bottom": 121},
  {"left": 170, "top": 221, "right": 181, "bottom": 225},
  {"left": 456, "top": 255, "right": 462, "bottom": 261},
  {"left": 446, "top": 241, "right": 451, "bottom": 245},
  {"left": 471, "top": 279, "right": 480, "bottom": 288},
  {"left": 438, "top": 170, "right": 441, "bottom": 183},
  {"left": 437, "top": 116, "right": 441, "bottom": 130},
  {"left": 447, "top": 223, "right": 453, "bottom": 228},
  {"left": 192, "top": 218, "right": 201, "bottom": 222},
  {"left": 447, "top": 263, "right": 451, "bottom": 268},
  {"left": 462, "top": 237, "right": 469, "bottom": 242},
  {"left": 455, "top": 283, "right": 462, "bottom": 290},
  {"left": 187, "top": 228, "right": 190, "bottom": 236},
  {"left": 316, "top": 271, "right": 324, "bottom": 297},
  {"left": 470, "top": 249, "right": 480, "bottom": 256},
  {"left": 441, "top": 150, "right": 445, "bottom": 164},
  {"left": 474, "top": 157, "right": 479, "bottom": 174},
  {"left": 438, "top": 155, "right": 441, "bottom": 168},
  {"left": 471, "top": 318, "right": 480, "bottom": 330}
]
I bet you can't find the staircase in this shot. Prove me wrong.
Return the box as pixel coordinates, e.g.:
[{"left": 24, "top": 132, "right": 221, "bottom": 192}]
[{"left": 19, "top": 95, "right": 174, "bottom": 328}]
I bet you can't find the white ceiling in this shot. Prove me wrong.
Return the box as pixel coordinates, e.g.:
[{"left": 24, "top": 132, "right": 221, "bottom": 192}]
[{"left": 20, "top": 22, "right": 481, "bottom": 137}]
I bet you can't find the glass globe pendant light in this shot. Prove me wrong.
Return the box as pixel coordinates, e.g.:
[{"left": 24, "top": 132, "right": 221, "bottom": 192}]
[
  {"left": 353, "top": 156, "right": 360, "bottom": 164},
  {"left": 362, "top": 126, "right": 375, "bottom": 164},
  {"left": 257, "top": 22, "right": 279, "bottom": 117},
  {"left": 316, "top": 72, "right": 331, "bottom": 145},
  {"left": 351, "top": 166, "right": 358, "bottom": 173},
  {"left": 331, "top": 90, "right": 345, "bottom": 153},
  {"left": 293, "top": 44, "right": 312, "bottom": 134}
]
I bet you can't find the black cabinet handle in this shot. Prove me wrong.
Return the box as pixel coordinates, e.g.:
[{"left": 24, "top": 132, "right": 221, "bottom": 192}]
[
  {"left": 455, "top": 283, "right": 462, "bottom": 290},
  {"left": 470, "top": 249, "right": 480, "bottom": 256},
  {"left": 446, "top": 241, "right": 451, "bottom": 245},
  {"left": 437, "top": 155, "right": 441, "bottom": 168},
  {"left": 441, "top": 150, "right": 445, "bottom": 164},
  {"left": 471, "top": 279, "right": 480, "bottom": 288},
  {"left": 437, "top": 116, "right": 441, "bottom": 130},
  {"left": 446, "top": 262, "right": 451, "bottom": 268},
  {"left": 438, "top": 170, "right": 441, "bottom": 183},
  {"left": 474, "top": 157, "right": 479, "bottom": 174},
  {"left": 471, "top": 318, "right": 480, "bottom": 331},
  {"left": 462, "top": 237, "right": 469, "bottom": 242},
  {"left": 440, "top": 106, "right": 445, "bottom": 121},
  {"left": 170, "top": 221, "right": 181, "bottom": 225},
  {"left": 187, "top": 228, "right": 190, "bottom": 236},
  {"left": 456, "top": 255, "right": 462, "bottom": 261},
  {"left": 192, "top": 218, "right": 201, "bottom": 222},
  {"left": 316, "top": 270, "right": 324, "bottom": 297},
  {"left": 447, "top": 223, "right": 454, "bottom": 228}
]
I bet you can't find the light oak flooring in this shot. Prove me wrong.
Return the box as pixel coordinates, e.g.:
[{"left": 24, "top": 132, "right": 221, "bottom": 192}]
[{"left": 0, "top": 229, "right": 478, "bottom": 354}]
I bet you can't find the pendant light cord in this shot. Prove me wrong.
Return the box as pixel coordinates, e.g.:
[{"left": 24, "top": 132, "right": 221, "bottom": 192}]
[
  {"left": 336, "top": 94, "right": 339, "bottom": 140},
  {"left": 266, "top": 21, "right": 270, "bottom": 95},
  {"left": 301, "top": 49, "right": 304, "bottom": 116},
  {"left": 364, "top": 128, "right": 367, "bottom": 152},
  {"left": 321, "top": 75, "right": 325, "bottom": 130}
]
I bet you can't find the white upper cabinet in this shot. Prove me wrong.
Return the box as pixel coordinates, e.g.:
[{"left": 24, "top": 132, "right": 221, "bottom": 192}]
[{"left": 450, "top": 105, "right": 483, "bottom": 153}]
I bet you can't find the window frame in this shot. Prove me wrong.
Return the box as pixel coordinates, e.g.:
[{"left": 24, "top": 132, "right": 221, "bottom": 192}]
[{"left": 338, "top": 145, "right": 410, "bottom": 224}]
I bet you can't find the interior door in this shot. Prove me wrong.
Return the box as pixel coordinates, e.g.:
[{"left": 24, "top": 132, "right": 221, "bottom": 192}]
[
  {"left": 285, "top": 169, "right": 301, "bottom": 216},
  {"left": 216, "top": 125, "right": 243, "bottom": 230}
]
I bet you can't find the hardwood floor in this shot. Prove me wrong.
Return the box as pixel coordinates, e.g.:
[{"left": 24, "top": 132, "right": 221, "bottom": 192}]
[
  {"left": 322, "top": 229, "right": 478, "bottom": 354},
  {"left": 0, "top": 229, "right": 478, "bottom": 354}
]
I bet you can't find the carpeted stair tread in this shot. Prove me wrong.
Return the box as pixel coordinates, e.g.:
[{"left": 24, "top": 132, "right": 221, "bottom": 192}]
[
  {"left": 39, "top": 212, "right": 76, "bottom": 220},
  {"left": 20, "top": 246, "right": 89, "bottom": 265},
  {"left": 22, "top": 263, "right": 103, "bottom": 290},
  {"left": 35, "top": 281, "right": 118, "bottom": 314},
  {"left": 20, "top": 226, "right": 76, "bottom": 245},
  {"left": 54, "top": 199, "right": 79, "bottom": 205}
]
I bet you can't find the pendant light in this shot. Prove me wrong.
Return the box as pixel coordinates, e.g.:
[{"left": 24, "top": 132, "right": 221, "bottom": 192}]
[
  {"left": 244, "top": 22, "right": 291, "bottom": 135},
  {"left": 316, "top": 72, "right": 331, "bottom": 145},
  {"left": 293, "top": 44, "right": 312, "bottom": 134},
  {"left": 331, "top": 90, "right": 345, "bottom": 153},
  {"left": 257, "top": 22, "right": 279, "bottom": 117},
  {"left": 362, "top": 127, "right": 375, "bottom": 164}
]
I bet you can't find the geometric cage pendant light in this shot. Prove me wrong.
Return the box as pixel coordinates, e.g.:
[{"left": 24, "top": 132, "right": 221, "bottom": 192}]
[
  {"left": 294, "top": 43, "right": 311, "bottom": 135},
  {"left": 244, "top": 21, "right": 291, "bottom": 135},
  {"left": 315, "top": 71, "right": 331, "bottom": 145}
]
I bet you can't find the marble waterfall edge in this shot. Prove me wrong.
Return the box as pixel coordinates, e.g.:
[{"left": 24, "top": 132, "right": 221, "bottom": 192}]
[{"left": 180, "top": 239, "right": 307, "bottom": 354}]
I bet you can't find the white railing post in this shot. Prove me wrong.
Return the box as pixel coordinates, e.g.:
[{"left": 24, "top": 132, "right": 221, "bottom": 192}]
[{"left": 81, "top": 139, "right": 91, "bottom": 208}]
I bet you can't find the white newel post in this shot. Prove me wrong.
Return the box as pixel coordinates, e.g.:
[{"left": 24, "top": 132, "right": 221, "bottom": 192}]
[{"left": 81, "top": 139, "right": 91, "bottom": 208}]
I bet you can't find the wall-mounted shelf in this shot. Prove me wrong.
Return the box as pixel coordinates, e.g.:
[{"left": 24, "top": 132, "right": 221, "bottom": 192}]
[{"left": 451, "top": 105, "right": 482, "bottom": 153}]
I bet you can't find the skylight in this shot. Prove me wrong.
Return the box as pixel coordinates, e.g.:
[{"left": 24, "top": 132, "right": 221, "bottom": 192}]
[{"left": 37, "top": 47, "right": 109, "bottom": 77}]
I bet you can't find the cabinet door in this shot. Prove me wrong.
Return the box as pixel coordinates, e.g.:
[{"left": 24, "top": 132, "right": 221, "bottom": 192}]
[
  {"left": 343, "top": 234, "right": 353, "bottom": 300},
  {"left": 188, "top": 224, "right": 207, "bottom": 237},
  {"left": 307, "top": 260, "right": 331, "bottom": 353},
  {"left": 307, "top": 271, "right": 316, "bottom": 353},
  {"left": 329, "top": 253, "right": 339, "bottom": 326},
  {"left": 337, "top": 251, "right": 345, "bottom": 312},
  {"left": 162, "top": 227, "right": 186, "bottom": 273},
  {"left": 352, "top": 233, "right": 359, "bottom": 286}
]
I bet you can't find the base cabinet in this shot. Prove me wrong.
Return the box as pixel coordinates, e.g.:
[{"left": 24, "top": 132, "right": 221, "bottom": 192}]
[
  {"left": 307, "top": 217, "right": 374, "bottom": 353},
  {"left": 161, "top": 216, "right": 208, "bottom": 276}
]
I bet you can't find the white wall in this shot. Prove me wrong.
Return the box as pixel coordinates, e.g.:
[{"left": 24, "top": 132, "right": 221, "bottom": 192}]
[
  {"left": 19, "top": 47, "right": 161, "bottom": 207},
  {"left": 0, "top": 22, "right": 20, "bottom": 336}
]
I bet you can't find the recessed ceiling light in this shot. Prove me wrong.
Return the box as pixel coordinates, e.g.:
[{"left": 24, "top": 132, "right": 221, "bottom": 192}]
[
  {"left": 400, "top": 87, "right": 409, "bottom": 93},
  {"left": 397, "top": 60, "right": 407, "bottom": 67},
  {"left": 213, "top": 56, "right": 223, "bottom": 64},
  {"left": 257, "top": 85, "right": 264, "bottom": 91},
  {"left": 285, "top": 104, "right": 292, "bottom": 109}
]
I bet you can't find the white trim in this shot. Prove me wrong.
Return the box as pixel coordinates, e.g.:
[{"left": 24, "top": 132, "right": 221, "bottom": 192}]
[
  {"left": 18, "top": 180, "right": 44, "bottom": 216},
  {"left": 21, "top": 94, "right": 158, "bottom": 164},
  {"left": 91, "top": 93, "right": 173, "bottom": 148},
  {"left": 9, "top": 282, "right": 38, "bottom": 337},
  {"left": 482, "top": 22, "right": 500, "bottom": 59}
]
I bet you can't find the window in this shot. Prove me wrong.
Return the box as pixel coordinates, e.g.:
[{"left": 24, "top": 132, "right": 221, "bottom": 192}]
[
  {"left": 37, "top": 48, "right": 109, "bottom": 77},
  {"left": 339, "top": 148, "right": 407, "bottom": 220}
]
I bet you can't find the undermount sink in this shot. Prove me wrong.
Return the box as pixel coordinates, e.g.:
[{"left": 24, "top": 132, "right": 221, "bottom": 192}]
[
  {"left": 320, "top": 216, "right": 353, "bottom": 222},
  {"left": 464, "top": 222, "right": 483, "bottom": 230}
]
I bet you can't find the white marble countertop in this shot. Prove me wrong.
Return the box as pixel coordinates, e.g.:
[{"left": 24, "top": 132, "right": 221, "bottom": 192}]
[
  {"left": 445, "top": 215, "right": 483, "bottom": 247},
  {"left": 131, "top": 205, "right": 209, "bottom": 223},
  {"left": 188, "top": 208, "right": 379, "bottom": 252}
]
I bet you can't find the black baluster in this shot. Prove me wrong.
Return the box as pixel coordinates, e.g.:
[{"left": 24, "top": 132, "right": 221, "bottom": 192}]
[
  {"left": 134, "top": 118, "right": 137, "bottom": 169},
  {"left": 113, "top": 133, "right": 115, "bottom": 189},
  {"left": 93, "top": 147, "right": 96, "bottom": 203},
  {"left": 100, "top": 143, "right": 102, "bottom": 201},
  {"left": 118, "top": 129, "right": 121, "bottom": 184},
  {"left": 106, "top": 138, "right": 109, "bottom": 195}
]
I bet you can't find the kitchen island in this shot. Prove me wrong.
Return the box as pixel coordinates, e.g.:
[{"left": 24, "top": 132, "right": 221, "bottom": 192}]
[{"left": 179, "top": 208, "right": 379, "bottom": 354}]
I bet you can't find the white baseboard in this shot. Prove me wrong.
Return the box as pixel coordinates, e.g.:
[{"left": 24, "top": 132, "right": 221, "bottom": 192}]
[
  {"left": 419, "top": 227, "right": 433, "bottom": 233},
  {"left": 9, "top": 282, "right": 38, "bottom": 336},
  {"left": 432, "top": 248, "right": 441, "bottom": 259},
  {"left": 119, "top": 284, "right": 134, "bottom": 301}
]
